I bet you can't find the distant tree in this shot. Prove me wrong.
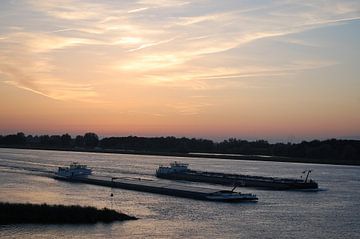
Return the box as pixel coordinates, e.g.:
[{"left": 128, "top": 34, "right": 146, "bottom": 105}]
[
  {"left": 1, "top": 132, "right": 359, "bottom": 163},
  {"left": 341, "top": 145, "right": 358, "bottom": 161},
  {"left": 99, "top": 136, "right": 215, "bottom": 153},
  {"left": 271, "top": 143, "right": 290, "bottom": 156},
  {"left": 305, "top": 144, "right": 335, "bottom": 159},
  {"left": 84, "top": 133, "right": 99, "bottom": 148},
  {"left": 16, "top": 132, "right": 26, "bottom": 145},
  {"left": 189, "top": 138, "right": 214, "bottom": 152},
  {"left": 61, "top": 134, "right": 72, "bottom": 147},
  {"left": 26, "top": 135, "right": 33, "bottom": 145},
  {"left": 39, "top": 135, "right": 51, "bottom": 146},
  {"left": 49, "top": 135, "right": 62, "bottom": 146},
  {"left": 2, "top": 133, "right": 26, "bottom": 145},
  {"left": 75, "top": 135, "right": 84, "bottom": 147},
  {"left": 32, "top": 135, "right": 40, "bottom": 145}
]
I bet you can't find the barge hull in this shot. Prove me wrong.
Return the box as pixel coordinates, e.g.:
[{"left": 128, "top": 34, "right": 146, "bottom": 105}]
[
  {"left": 157, "top": 171, "right": 318, "bottom": 190},
  {"left": 54, "top": 175, "right": 221, "bottom": 201}
]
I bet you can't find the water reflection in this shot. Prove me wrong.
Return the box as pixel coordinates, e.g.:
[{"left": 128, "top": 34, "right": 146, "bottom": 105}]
[{"left": 0, "top": 148, "right": 360, "bottom": 238}]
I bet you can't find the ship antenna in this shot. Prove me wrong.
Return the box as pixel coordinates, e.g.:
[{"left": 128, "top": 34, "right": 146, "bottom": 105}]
[
  {"left": 231, "top": 184, "right": 237, "bottom": 192},
  {"left": 304, "top": 170, "right": 312, "bottom": 183}
]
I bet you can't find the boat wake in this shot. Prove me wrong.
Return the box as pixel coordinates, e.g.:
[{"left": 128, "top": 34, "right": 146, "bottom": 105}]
[{"left": 0, "top": 164, "right": 53, "bottom": 177}]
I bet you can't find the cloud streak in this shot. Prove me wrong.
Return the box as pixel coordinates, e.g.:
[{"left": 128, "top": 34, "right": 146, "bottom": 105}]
[{"left": 1, "top": 0, "right": 359, "bottom": 102}]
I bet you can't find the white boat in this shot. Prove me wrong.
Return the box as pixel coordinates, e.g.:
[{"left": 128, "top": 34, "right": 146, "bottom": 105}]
[
  {"left": 206, "top": 190, "right": 258, "bottom": 202},
  {"left": 156, "top": 161, "right": 189, "bottom": 175},
  {"left": 56, "top": 162, "right": 92, "bottom": 178}
]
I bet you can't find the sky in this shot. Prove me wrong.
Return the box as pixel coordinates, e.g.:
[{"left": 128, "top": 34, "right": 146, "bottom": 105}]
[{"left": 0, "top": 0, "right": 359, "bottom": 142}]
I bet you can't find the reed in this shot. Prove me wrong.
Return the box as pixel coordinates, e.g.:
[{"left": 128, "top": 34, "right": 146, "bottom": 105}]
[{"left": 0, "top": 202, "right": 137, "bottom": 224}]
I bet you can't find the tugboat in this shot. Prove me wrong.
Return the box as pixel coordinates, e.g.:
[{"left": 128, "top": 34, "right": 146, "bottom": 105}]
[
  {"left": 56, "top": 162, "right": 92, "bottom": 178},
  {"left": 156, "top": 162, "right": 318, "bottom": 190}
]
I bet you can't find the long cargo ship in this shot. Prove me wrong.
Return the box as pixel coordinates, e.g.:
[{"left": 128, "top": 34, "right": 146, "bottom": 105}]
[
  {"left": 53, "top": 163, "right": 258, "bottom": 202},
  {"left": 156, "top": 162, "right": 318, "bottom": 190}
]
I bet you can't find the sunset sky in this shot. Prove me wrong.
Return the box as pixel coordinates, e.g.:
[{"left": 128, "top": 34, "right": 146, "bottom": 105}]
[{"left": 0, "top": 0, "right": 359, "bottom": 141}]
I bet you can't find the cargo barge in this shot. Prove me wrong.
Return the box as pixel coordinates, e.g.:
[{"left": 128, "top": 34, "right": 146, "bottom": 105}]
[
  {"left": 53, "top": 163, "right": 258, "bottom": 202},
  {"left": 156, "top": 162, "right": 318, "bottom": 190}
]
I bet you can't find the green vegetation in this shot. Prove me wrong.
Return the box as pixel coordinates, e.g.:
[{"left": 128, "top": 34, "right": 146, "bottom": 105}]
[
  {"left": 0, "top": 202, "right": 137, "bottom": 224},
  {"left": 0, "top": 132, "right": 359, "bottom": 165}
]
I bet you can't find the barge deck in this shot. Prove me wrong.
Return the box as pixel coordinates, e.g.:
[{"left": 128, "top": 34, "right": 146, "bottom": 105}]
[
  {"left": 156, "top": 162, "right": 318, "bottom": 190},
  {"left": 53, "top": 174, "right": 257, "bottom": 202}
]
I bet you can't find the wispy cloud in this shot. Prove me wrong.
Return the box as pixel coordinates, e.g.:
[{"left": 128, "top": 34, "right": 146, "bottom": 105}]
[
  {"left": 136, "top": 59, "right": 337, "bottom": 90},
  {"left": 166, "top": 102, "right": 213, "bottom": 115},
  {"left": 0, "top": 31, "right": 99, "bottom": 101},
  {"left": 27, "top": 0, "right": 104, "bottom": 20},
  {"left": 127, "top": 38, "right": 176, "bottom": 52},
  {"left": 0, "top": 56, "right": 98, "bottom": 101},
  {"left": 117, "top": 54, "right": 186, "bottom": 72},
  {"left": 128, "top": 7, "right": 149, "bottom": 14},
  {"left": 176, "top": 12, "right": 228, "bottom": 26},
  {"left": 136, "top": 0, "right": 190, "bottom": 8},
  {"left": 6, "top": 32, "right": 100, "bottom": 53},
  {"left": 1, "top": 0, "right": 359, "bottom": 103}
]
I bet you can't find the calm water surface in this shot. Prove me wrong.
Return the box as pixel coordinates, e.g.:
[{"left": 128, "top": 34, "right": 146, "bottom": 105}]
[{"left": 0, "top": 148, "right": 359, "bottom": 238}]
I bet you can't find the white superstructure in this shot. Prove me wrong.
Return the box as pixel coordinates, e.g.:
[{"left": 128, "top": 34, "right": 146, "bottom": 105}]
[
  {"left": 156, "top": 161, "right": 189, "bottom": 175},
  {"left": 57, "top": 162, "right": 92, "bottom": 177}
]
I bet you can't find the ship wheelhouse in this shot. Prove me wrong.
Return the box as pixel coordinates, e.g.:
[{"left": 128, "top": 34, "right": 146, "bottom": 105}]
[
  {"left": 156, "top": 161, "right": 189, "bottom": 175},
  {"left": 57, "top": 162, "right": 92, "bottom": 177}
]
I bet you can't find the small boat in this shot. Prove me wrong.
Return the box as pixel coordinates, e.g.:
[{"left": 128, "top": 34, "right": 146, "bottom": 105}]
[
  {"left": 56, "top": 162, "right": 92, "bottom": 178},
  {"left": 205, "top": 190, "right": 258, "bottom": 202}
]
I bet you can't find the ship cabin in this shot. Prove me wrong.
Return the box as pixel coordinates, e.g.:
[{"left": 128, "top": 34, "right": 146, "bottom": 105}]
[
  {"left": 156, "top": 161, "right": 189, "bottom": 175},
  {"left": 57, "top": 162, "right": 92, "bottom": 178}
]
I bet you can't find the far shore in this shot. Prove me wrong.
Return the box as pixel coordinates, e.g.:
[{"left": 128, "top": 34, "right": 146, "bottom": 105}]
[{"left": 1, "top": 145, "right": 359, "bottom": 166}]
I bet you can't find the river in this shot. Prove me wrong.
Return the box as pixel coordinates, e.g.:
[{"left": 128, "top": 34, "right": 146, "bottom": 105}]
[{"left": 0, "top": 148, "right": 359, "bottom": 238}]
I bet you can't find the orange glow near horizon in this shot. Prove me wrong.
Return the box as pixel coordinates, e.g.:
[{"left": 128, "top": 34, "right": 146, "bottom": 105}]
[{"left": 1, "top": 1, "right": 360, "bottom": 141}]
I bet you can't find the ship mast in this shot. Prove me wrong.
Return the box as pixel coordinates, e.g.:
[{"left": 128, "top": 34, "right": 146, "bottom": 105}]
[{"left": 303, "top": 170, "right": 312, "bottom": 183}]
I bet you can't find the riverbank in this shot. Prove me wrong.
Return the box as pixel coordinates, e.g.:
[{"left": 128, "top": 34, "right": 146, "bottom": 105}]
[
  {"left": 1, "top": 145, "right": 359, "bottom": 166},
  {"left": 0, "top": 202, "right": 137, "bottom": 224}
]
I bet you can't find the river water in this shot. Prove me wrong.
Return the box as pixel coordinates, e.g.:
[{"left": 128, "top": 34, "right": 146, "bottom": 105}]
[{"left": 0, "top": 148, "right": 359, "bottom": 238}]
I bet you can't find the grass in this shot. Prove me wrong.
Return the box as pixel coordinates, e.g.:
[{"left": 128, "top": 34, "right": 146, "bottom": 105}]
[{"left": 0, "top": 202, "right": 137, "bottom": 224}]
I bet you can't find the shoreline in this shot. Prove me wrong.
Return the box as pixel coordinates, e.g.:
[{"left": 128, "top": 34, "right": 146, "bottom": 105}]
[{"left": 1, "top": 145, "right": 359, "bottom": 166}]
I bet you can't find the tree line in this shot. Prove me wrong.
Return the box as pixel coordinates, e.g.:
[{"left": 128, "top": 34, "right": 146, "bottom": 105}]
[{"left": 0, "top": 132, "right": 359, "bottom": 161}]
